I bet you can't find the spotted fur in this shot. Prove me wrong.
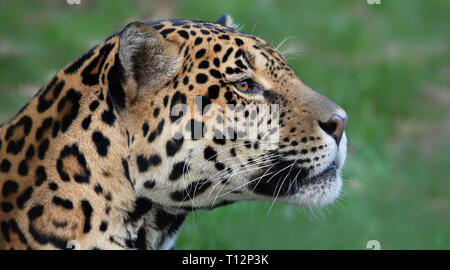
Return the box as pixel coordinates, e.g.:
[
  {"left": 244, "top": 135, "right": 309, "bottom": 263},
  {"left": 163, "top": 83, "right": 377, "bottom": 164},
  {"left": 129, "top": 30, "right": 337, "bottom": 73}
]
[{"left": 0, "top": 14, "right": 347, "bottom": 250}]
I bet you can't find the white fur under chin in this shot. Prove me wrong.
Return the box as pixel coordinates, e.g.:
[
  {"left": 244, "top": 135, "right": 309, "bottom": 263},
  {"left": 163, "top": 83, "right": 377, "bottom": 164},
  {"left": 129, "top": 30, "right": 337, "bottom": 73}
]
[{"left": 280, "top": 174, "right": 342, "bottom": 208}]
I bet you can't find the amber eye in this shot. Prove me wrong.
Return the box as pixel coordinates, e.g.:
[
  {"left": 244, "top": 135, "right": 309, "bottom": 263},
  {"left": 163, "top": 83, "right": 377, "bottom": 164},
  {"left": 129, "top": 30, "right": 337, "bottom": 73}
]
[{"left": 233, "top": 79, "right": 257, "bottom": 93}]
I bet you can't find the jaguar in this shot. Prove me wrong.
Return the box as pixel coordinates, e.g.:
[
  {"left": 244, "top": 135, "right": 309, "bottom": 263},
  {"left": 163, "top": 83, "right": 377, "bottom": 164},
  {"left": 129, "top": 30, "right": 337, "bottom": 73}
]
[{"left": 0, "top": 14, "right": 347, "bottom": 250}]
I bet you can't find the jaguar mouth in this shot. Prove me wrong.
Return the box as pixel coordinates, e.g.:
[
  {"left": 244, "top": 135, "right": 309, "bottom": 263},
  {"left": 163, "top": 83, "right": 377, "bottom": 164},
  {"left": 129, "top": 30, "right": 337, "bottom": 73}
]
[
  {"left": 298, "top": 162, "right": 337, "bottom": 187},
  {"left": 248, "top": 160, "right": 339, "bottom": 197}
]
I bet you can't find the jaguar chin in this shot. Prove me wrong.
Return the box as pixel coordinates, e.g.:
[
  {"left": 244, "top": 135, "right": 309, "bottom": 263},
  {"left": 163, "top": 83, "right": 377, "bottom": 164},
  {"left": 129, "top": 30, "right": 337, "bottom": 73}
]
[{"left": 244, "top": 131, "right": 347, "bottom": 208}]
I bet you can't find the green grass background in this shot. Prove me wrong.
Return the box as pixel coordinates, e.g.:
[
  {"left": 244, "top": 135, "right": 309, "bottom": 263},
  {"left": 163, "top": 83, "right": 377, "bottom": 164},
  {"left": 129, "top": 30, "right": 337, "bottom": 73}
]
[{"left": 0, "top": 0, "right": 449, "bottom": 249}]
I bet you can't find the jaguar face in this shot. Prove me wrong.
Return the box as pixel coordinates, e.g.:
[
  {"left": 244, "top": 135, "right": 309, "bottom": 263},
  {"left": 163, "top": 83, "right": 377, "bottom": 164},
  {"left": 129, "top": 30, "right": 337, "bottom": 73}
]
[
  {"left": 119, "top": 15, "right": 348, "bottom": 210},
  {"left": 0, "top": 13, "right": 348, "bottom": 250}
]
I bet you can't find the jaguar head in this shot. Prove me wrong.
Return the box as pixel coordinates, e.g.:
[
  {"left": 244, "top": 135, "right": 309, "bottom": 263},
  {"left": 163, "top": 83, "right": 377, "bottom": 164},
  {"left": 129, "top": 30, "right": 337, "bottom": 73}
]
[{"left": 115, "top": 14, "right": 347, "bottom": 210}]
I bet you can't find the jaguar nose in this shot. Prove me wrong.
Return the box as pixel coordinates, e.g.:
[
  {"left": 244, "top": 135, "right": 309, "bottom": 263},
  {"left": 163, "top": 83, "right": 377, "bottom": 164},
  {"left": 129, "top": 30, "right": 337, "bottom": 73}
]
[{"left": 318, "top": 113, "right": 348, "bottom": 145}]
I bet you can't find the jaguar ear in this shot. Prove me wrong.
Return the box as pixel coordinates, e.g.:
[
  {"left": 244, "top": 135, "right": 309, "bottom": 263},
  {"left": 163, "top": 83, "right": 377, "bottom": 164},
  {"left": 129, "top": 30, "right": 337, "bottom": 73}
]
[
  {"left": 216, "top": 13, "right": 234, "bottom": 27},
  {"left": 118, "top": 21, "right": 181, "bottom": 91}
]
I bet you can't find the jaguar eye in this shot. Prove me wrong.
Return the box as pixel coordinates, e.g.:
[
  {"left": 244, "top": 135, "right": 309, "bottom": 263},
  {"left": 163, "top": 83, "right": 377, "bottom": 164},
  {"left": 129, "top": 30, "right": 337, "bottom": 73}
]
[{"left": 233, "top": 79, "right": 257, "bottom": 93}]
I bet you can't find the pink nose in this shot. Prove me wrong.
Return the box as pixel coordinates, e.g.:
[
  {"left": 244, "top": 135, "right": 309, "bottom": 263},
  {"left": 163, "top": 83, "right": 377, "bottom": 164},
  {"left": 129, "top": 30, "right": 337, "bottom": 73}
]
[{"left": 319, "top": 114, "right": 348, "bottom": 145}]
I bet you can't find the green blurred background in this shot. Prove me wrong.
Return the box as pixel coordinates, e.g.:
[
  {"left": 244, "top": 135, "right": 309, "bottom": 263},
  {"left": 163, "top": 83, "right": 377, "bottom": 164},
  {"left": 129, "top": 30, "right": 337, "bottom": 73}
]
[{"left": 0, "top": 0, "right": 449, "bottom": 249}]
